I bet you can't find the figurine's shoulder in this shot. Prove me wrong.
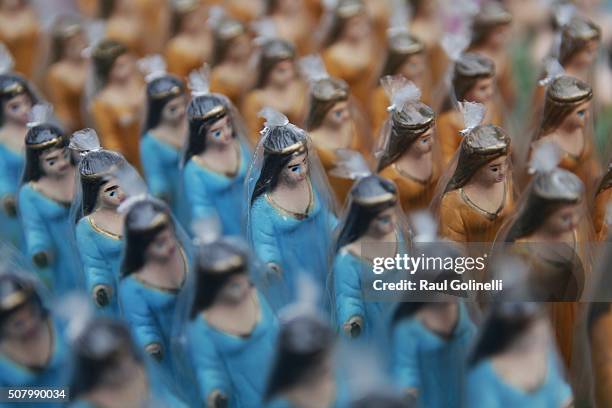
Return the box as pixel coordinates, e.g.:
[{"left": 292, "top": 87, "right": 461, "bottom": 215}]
[{"left": 440, "top": 188, "right": 463, "bottom": 208}]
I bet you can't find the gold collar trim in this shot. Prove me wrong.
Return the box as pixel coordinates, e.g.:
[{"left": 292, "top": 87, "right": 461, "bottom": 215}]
[
  {"left": 131, "top": 247, "right": 188, "bottom": 293},
  {"left": 192, "top": 143, "right": 241, "bottom": 178},
  {"left": 88, "top": 216, "right": 122, "bottom": 240},
  {"left": 393, "top": 163, "right": 432, "bottom": 185},
  {"left": 459, "top": 185, "right": 506, "bottom": 221},
  {"left": 265, "top": 179, "right": 314, "bottom": 220}
]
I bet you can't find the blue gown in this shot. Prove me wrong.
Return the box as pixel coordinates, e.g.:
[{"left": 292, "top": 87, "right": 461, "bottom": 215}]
[
  {"left": 75, "top": 216, "right": 123, "bottom": 316},
  {"left": 0, "top": 318, "right": 70, "bottom": 408},
  {"left": 466, "top": 349, "right": 572, "bottom": 407},
  {"left": 249, "top": 184, "right": 336, "bottom": 310},
  {"left": 18, "top": 183, "right": 82, "bottom": 295},
  {"left": 140, "top": 133, "right": 188, "bottom": 226},
  {"left": 186, "top": 291, "right": 279, "bottom": 408},
  {"left": 0, "top": 143, "right": 24, "bottom": 249},
  {"left": 183, "top": 142, "right": 250, "bottom": 236},
  {"left": 391, "top": 301, "right": 477, "bottom": 408}
]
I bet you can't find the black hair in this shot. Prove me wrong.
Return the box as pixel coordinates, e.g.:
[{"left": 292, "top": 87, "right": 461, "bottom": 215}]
[
  {"left": 0, "top": 74, "right": 37, "bottom": 127},
  {"left": 254, "top": 39, "right": 295, "bottom": 89},
  {"left": 183, "top": 94, "right": 232, "bottom": 164},
  {"left": 22, "top": 124, "right": 70, "bottom": 184},
  {"left": 264, "top": 314, "right": 334, "bottom": 401},
  {"left": 121, "top": 199, "right": 173, "bottom": 276},
  {"left": 78, "top": 150, "right": 126, "bottom": 216},
  {"left": 0, "top": 273, "right": 47, "bottom": 339},
  {"left": 142, "top": 75, "right": 186, "bottom": 134}
]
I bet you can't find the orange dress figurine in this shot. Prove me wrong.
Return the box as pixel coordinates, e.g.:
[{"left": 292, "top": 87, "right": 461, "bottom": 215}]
[
  {"left": 90, "top": 39, "right": 145, "bottom": 169},
  {"left": 376, "top": 77, "right": 440, "bottom": 213},
  {"left": 436, "top": 53, "right": 503, "bottom": 164},
  {"left": 0, "top": 0, "right": 40, "bottom": 78},
  {"left": 321, "top": 0, "right": 378, "bottom": 111},
  {"left": 133, "top": 0, "right": 170, "bottom": 54},
  {"left": 266, "top": 0, "right": 316, "bottom": 56},
  {"left": 407, "top": 0, "right": 447, "bottom": 86},
  {"left": 46, "top": 16, "right": 88, "bottom": 133},
  {"left": 100, "top": 0, "right": 147, "bottom": 57},
  {"left": 241, "top": 38, "right": 307, "bottom": 144},
  {"left": 165, "top": 0, "right": 213, "bottom": 79},
  {"left": 592, "top": 162, "right": 612, "bottom": 241}
]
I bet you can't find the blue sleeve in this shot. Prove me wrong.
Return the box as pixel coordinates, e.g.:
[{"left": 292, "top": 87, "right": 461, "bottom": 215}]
[
  {"left": 250, "top": 200, "right": 282, "bottom": 267},
  {"left": 392, "top": 322, "right": 422, "bottom": 391},
  {"left": 18, "top": 186, "right": 52, "bottom": 262},
  {"left": 141, "top": 139, "right": 171, "bottom": 202},
  {"left": 549, "top": 352, "right": 573, "bottom": 406},
  {"left": 75, "top": 220, "right": 114, "bottom": 294},
  {"left": 0, "top": 152, "right": 12, "bottom": 200},
  {"left": 333, "top": 255, "right": 364, "bottom": 329},
  {"left": 465, "top": 365, "right": 501, "bottom": 408},
  {"left": 187, "top": 326, "right": 231, "bottom": 404},
  {"left": 119, "top": 281, "right": 163, "bottom": 350},
  {"left": 183, "top": 163, "right": 218, "bottom": 225}
]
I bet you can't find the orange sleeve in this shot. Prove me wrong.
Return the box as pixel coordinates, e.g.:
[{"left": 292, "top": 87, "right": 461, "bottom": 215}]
[
  {"left": 165, "top": 42, "right": 187, "bottom": 79},
  {"left": 592, "top": 311, "right": 612, "bottom": 407},
  {"left": 438, "top": 193, "right": 468, "bottom": 242},
  {"left": 91, "top": 99, "right": 122, "bottom": 153},
  {"left": 46, "top": 70, "right": 75, "bottom": 131},
  {"left": 370, "top": 86, "right": 389, "bottom": 141},
  {"left": 240, "top": 92, "right": 264, "bottom": 145},
  {"left": 436, "top": 113, "right": 462, "bottom": 165}
]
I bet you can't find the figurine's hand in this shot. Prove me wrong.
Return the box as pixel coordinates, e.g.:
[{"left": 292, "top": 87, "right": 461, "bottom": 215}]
[
  {"left": 92, "top": 284, "right": 112, "bottom": 307},
  {"left": 207, "top": 389, "right": 228, "bottom": 408},
  {"left": 32, "top": 251, "right": 50, "bottom": 268},
  {"left": 343, "top": 316, "right": 363, "bottom": 338},
  {"left": 1, "top": 195, "right": 17, "bottom": 217},
  {"left": 265, "top": 263, "right": 283, "bottom": 283},
  {"left": 145, "top": 343, "right": 163, "bottom": 361},
  {"left": 404, "top": 388, "right": 418, "bottom": 405}
]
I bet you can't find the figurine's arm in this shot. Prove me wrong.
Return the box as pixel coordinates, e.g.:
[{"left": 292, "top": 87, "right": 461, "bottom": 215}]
[
  {"left": 0, "top": 159, "right": 16, "bottom": 218},
  {"left": 465, "top": 370, "right": 501, "bottom": 408},
  {"left": 46, "top": 71, "right": 75, "bottom": 131},
  {"left": 18, "top": 187, "right": 53, "bottom": 272},
  {"left": 250, "top": 201, "right": 283, "bottom": 272},
  {"left": 91, "top": 99, "right": 122, "bottom": 152},
  {"left": 438, "top": 200, "right": 467, "bottom": 242},
  {"left": 189, "top": 331, "right": 230, "bottom": 407},
  {"left": 140, "top": 142, "right": 171, "bottom": 203},
  {"left": 333, "top": 256, "right": 365, "bottom": 338},
  {"left": 184, "top": 164, "right": 220, "bottom": 230},
  {"left": 240, "top": 92, "right": 264, "bottom": 145},
  {"left": 392, "top": 324, "right": 421, "bottom": 396}
]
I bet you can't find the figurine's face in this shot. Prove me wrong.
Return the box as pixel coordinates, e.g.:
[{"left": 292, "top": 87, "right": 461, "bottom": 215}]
[
  {"left": 398, "top": 53, "right": 426, "bottom": 83},
  {"left": 540, "top": 203, "right": 580, "bottom": 235},
  {"left": 267, "top": 60, "right": 296, "bottom": 88},
  {"left": 3, "top": 93, "right": 33, "bottom": 126},
  {"left": 367, "top": 207, "right": 396, "bottom": 237},
  {"left": 64, "top": 32, "right": 87, "bottom": 61},
  {"left": 281, "top": 152, "right": 309, "bottom": 184},
  {"left": 218, "top": 273, "right": 250, "bottom": 304},
  {"left": 473, "top": 155, "right": 507, "bottom": 185},
  {"left": 408, "top": 128, "right": 434, "bottom": 155},
  {"left": 205, "top": 115, "right": 233, "bottom": 147},
  {"left": 1, "top": 302, "right": 42, "bottom": 339},
  {"left": 567, "top": 39, "right": 599, "bottom": 71},
  {"left": 110, "top": 54, "right": 135, "bottom": 83},
  {"left": 323, "top": 101, "right": 351, "bottom": 129},
  {"left": 560, "top": 101, "right": 590, "bottom": 131},
  {"left": 464, "top": 77, "right": 495, "bottom": 104},
  {"left": 145, "top": 226, "right": 177, "bottom": 262},
  {"left": 40, "top": 146, "right": 72, "bottom": 178},
  {"left": 343, "top": 13, "right": 371, "bottom": 42},
  {"left": 98, "top": 178, "right": 126, "bottom": 209},
  {"left": 227, "top": 34, "right": 251, "bottom": 61},
  {"left": 161, "top": 95, "right": 187, "bottom": 126}
]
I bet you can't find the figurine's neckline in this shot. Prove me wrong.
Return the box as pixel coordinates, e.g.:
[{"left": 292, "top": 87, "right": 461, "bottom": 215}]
[
  {"left": 28, "top": 181, "right": 72, "bottom": 208},
  {"left": 88, "top": 215, "right": 122, "bottom": 240},
  {"left": 129, "top": 247, "right": 188, "bottom": 294},
  {"left": 147, "top": 132, "right": 182, "bottom": 151},
  {"left": 202, "top": 290, "right": 263, "bottom": 339},
  {"left": 459, "top": 184, "right": 506, "bottom": 220},
  {"left": 343, "top": 230, "right": 401, "bottom": 265},
  {"left": 192, "top": 143, "right": 241, "bottom": 178},
  {"left": 265, "top": 179, "right": 314, "bottom": 220},
  {"left": 0, "top": 319, "right": 54, "bottom": 373},
  {"left": 393, "top": 162, "right": 432, "bottom": 185}
]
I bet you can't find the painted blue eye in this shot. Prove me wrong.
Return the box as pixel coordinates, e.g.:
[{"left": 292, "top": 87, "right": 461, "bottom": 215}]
[
  {"left": 213, "top": 130, "right": 222, "bottom": 138},
  {"left": 335, "top": 111, "right": 342, "bottom": 118},
  {"left": 577, "top": 110, "right": 585, "bottom": 118},
  {"left": 291, "top": 166, "right": 300, "bottom": 173},
  {"left": 109, "top": 191, "right": 116, "bottom": 197}
]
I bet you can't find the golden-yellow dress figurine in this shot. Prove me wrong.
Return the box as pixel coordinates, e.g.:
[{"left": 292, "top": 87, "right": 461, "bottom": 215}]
[
  {"left": 90, "top": 40, "right": 145, "bottom": 169},
  {"left": 362, "top": 0, "right": 390, "bottom": 43},
  {"left": 0, "top": 0, "right": 40, "bottom": 78},
  {"left": 45, "top": 16, "right": 88, "bottom": 133},
  {"left": 593, "top": 162, "right": 612, "bottom": 241},
  {"left": 589, "top": 280, "right": 612, "bottom": 408},
  {"left": 241, "top": 38, "right": 307, "bottom": 144},
  {"left": 225, "top": 0, "right": 264, "bottom": 23},
  {"left": 266, "top": 0, "right": 316, "bottom": 56},
  {"left": 133, "top": 0, "right": 170, "bottom": 54},
  {"left": 376, "top": 78, "right": 439, "bottom": 213},
  {"left": 436, "top": 53, "right": 503, "bottom": 164},
  {"left": 370, "top": 31, "right": 430, "bottom": 138},
  {"left": 164, "top": 1, "right": 213, "bottom": 79},
  {"left": 435, "top": 121, "right": 514, "bottom": 244},
  {"left": 529, "top": 75, "right": 600, "bottom": 194},
  {"left": 467, "top": 2, "right": 515, "bottom": 110},
  {"left": 100, "top": 0, "right": 147, "bottom": 57},
  {"left": 209, "top": 15, "right": 253, "bottom": 107},
  {"left": 321, "top": 0, "right": 378, "bottom": 111},
  {"left": 407, "top": 0, "right": 447, "bottom": 86}
]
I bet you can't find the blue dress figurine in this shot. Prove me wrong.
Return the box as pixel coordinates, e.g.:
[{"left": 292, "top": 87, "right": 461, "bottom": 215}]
[
  {"left": 0, "top": 273, "right": 70, "bottom": 408},
  {"left": 71, "top": 129, "right": 129, "bottom": 316},
  {"left": 184, "top": 238, "right": 279, "bottom": 408},
  {"left": 139, "top": 65, "right": 189, "bottom": 226},
  {"left": 182, "top": 81, "right": 251, "bottom": 236},
  {"left": 18, "top": 117, "right": 81, "bottom": 295},
  {"left": 247, "top": 110, "right": 336, "bottom": 310},
  {"left": 118, "top": 198, "right": 190, "bottom": 398},
  {"left": 0, "top": 71, "right": 36, "bottom": 249}
]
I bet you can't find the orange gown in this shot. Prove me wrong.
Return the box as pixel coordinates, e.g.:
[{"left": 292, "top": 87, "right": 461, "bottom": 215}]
[
  {"left": 0, "top": 9, "right": 40, "bottom": 78},
  {"left": 165, "top": 36, "right": 211, "bottom": 79},
  {"left": 593, "top": 187, "right": 611, "bottom": 241},
  {"left": 45, "top": 62, "right": 86, "bottom": 132},
  {"left": 106, "top": 17, "right": 146, "bottom": 57},
  {"left": 210, "top": 67, "right": 248, "bottom": 108},
  {"left": 379, "top": 162, "right": 440, "bottom": 213},
  {"left": 591, "top": 307, "right": 612, "bottom": 408},
  {"left": 134, "top": 0, "right": 170, "bottom": 54}
]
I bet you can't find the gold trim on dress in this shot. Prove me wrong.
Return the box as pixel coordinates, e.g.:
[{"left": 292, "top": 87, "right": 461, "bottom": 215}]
[
  {"left": 27, "top": 137, "right": 62, "bottom": 149},
  {"left": 264, "top": 140, "right": 307, "bottom": 155},
  {"left": 192, "top": 142, "right": 241, "bottom": 178},
  {"left": 132, "top": 247, "right": 188, "bottom": 294},
  {"left": 459, "top": 185, "right": 506, "bottom": 221},
  {"left": 265, "top": 179, "right": 314, "bottom": 220},
  {"left": 202, "top": 289, "right": 262, "bottom": 339},
  {"left": 393, "top": 163, "right": 432, "bottom": 186},
  {"left": 88, "top": 216, "right": 122, "bottom": 240}
]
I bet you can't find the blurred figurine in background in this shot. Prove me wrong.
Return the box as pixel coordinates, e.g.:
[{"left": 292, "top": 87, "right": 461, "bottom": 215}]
[
  {"left": 184, "top": 238, "right": 278, "bottom": 408},
  {"left": 209, "top": 14, "right": 253, "bottom": 106},
  {"left": 182, "top": 68, "right": 251, "bottom": 236},
  {"left": 242, "top": 37, "right": 307, "bottom": 144},
  {"left": 0, "top": 0, "right": 40, "bottom": 78},
  {"left": 225, "top": 0, "right": 265, "bottom": 23},
  {"left": 302, "top": 55, "right": 370, "bottom": 204},
  {"left": 72, "top": 129, "right": 129, "bottom": 316},
  {"left": 99, "top": 0, "right": 146, "bottom": 57},
  {"left": 46, "top": 15, "right": 88, "bottom": 133},
  {"left": 266, "top": 0, "right": 316, "bottom": 55},
  {"left": 247, "top": 110, "right": 337, "bottom": 309},
  {"left": 376, "top": 77, "right": 440, "bottom": 213},
  {"left": 559, "top": 16, "right": 601, "bottom": 85},
  {"left": 165, "top": 0, "right": 213, "bottom": 79},
  {"left": 406, "top": 0, "right": 446, "bottom": 85},
  {"left": 90, "top": 39, "right": 144, "bottom": 169},
  {"left": 436, "top": 53, "right": 502, "bottom": 164},
  {"left": 0, "top": 50, "right": 35, "bottom": 248},
  {"left": 322, "top": 0, "right": 377, "bottom": 110},
  {"left": 0, "top": 273, "right": 70, "bottom": 402},
  {"left": 18, "top": 107, "right": 80, "bottom": 296},
  {"left": 592, "top": 161, "right": 612, "bottom": 240},
  {"left": 139, "top": 56, "right": 188, "bottom": 224}
]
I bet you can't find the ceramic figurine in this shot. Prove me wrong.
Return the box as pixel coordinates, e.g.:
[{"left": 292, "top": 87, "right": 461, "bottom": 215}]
[
  {"left": 18, "top": 106, "right": 81, "bottom": 295},
  {"left": 246, "top": 109, "right": 337, "bottom": 309},
  {"left": 321, "top": 0, "right": 378, "bottom": 109},
  {"left": 593, "top": 161, "right": 612, "bottom": 241},
  {"left": 436, "top": 53, "right": 503, "bottom": 164},
  {"left": 165, "top": 0, "right": 213, "bottom": 79},
  {"left": 0, "top": 0, "right": 40, "bottom": 78},
  {"left": 71, "top": 129, "right": 129, "bottom": 316},
  {"left": 242, "top": 37, "right": 307, "bottom": 144},
  {"left": 46, "top": 15, "right": 88, "bottom": 133},
  {"left": 89, "top": 39, "right": 145, "bottom": 169},
  {"left": 558, "top": 16, "right": 601, "bottom": 85},
  {"left": 265, "top": 0, "right": 316, "bottom": 55},
  {"left": 182, "top": 68, "right": 251, "bottom": 236},
  {"left": 99, "top": 0, "right": 147, "bottom": 57},
  {"left": 301, "top": 55, "right": 370, "bottom": 204},
  {"left": 139, "top": 55, "right": 189, "bottom": 225},
  {"left": 183, "top": 237, "right": 279, "bottom": 408},
  {"left": 376, "top": 77, "right": 440, "bottom": 213},
  {"left": 350, "top": 390, "right": 410, "bottom": 408},
  {"left": 0, "top": 272, "right": 70, "bottom": 405}
]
